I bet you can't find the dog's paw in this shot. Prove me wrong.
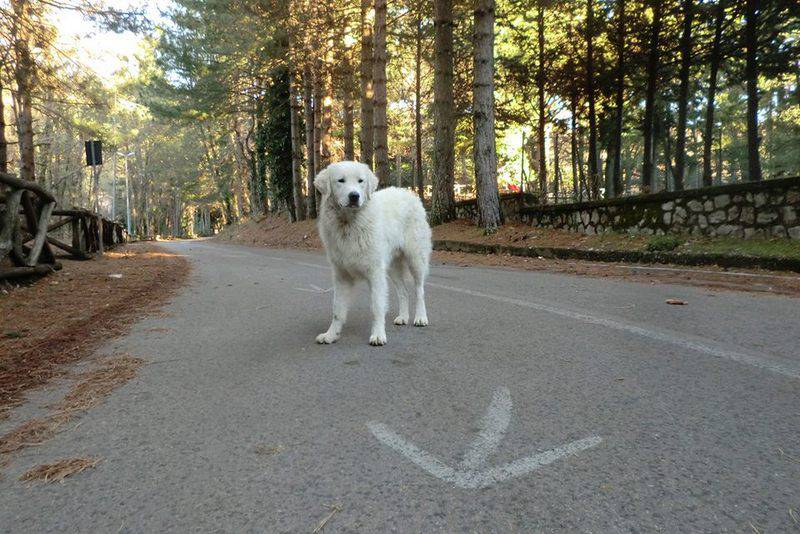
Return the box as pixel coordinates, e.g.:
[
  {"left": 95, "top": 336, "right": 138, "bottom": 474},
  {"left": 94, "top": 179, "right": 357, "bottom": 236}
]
[
  {"left": 393, "top": 315, "right": 409, "bottom": 326},
  {"left": 368, "top": 333, "right": 387, "bottom": 346},
  {"left": 316, "top": 332, "right": 339, "bottom": 344},
  {"left": 413, "top": 316, "right": 429, "bottom": 327}
]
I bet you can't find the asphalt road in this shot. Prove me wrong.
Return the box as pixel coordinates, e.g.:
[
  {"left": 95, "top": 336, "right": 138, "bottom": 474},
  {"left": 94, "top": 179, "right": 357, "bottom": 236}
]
[{"left": 2, "top": 239, "right": 799, "bottom": 533}]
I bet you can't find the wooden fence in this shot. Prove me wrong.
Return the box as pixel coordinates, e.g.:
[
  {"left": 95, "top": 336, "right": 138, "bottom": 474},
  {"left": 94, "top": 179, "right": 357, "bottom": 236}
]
[{"left": 0, "top": 172, "right": 127, "bottom": 280}]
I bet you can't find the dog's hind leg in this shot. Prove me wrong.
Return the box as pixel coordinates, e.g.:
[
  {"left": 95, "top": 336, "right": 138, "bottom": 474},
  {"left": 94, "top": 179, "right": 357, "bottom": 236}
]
[
  {"left": 389, "top": 260, "right": 411, "bottom": 326},
  {"left": 407, "top": 255, "right": 429, "bottom": 327},
  {"left": 316, "top": 271, "right": 354, "bottom": 344}
]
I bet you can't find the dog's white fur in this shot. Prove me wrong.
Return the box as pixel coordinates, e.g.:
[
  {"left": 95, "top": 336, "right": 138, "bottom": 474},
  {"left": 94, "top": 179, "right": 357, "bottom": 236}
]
[{"left": 314, "top": 161, "right": 432, "bottom": 346}]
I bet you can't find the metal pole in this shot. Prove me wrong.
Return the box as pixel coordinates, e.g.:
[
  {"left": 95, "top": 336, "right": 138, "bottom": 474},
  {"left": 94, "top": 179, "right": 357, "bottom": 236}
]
[{"left": 124, "top": 155, "right": 131, "bottom": 235}]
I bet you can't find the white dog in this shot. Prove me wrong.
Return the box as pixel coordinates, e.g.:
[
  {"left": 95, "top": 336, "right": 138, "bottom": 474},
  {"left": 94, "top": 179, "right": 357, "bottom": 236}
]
[{"left": 314, "top": 161, "right": 432, "bottom": 346}]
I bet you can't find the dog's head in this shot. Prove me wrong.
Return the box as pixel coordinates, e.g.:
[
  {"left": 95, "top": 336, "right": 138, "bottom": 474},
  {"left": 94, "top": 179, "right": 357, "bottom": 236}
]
[{"left": 314, "top": 161, "right": 378, "bottom": 210}]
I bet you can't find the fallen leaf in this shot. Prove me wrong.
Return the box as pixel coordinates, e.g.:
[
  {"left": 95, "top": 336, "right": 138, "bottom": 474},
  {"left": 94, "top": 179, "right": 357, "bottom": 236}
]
[{"left": 665, "top": 299, "right": 687, "bottom": 305}]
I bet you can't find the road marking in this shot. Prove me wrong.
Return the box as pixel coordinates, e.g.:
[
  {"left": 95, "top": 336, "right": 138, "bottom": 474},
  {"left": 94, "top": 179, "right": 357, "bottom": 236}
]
[
  {"left": 428, "top": 282, "right": 800, "bottom": 380},
  {"left": 621, "top": 264, "right": 800, "bottom": 280},
  {"left": 293, "top": 284, "right": 332, "bottom": 293},
  {"left": 368, "top": 387, "right": 602, "bottom": 489}
]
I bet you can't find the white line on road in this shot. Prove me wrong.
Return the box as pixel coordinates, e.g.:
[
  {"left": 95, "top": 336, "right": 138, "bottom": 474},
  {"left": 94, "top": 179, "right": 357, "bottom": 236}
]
[
  {"left": 428, "top": 282, "right": 800, "bottom": 380},
  {"left": 621, "top": 264, "right": 800, "bottom": 280},
  {"left": 460, "top": 387, "right": 512, "bottom": 470},
  {"left": 368, "top": 421, "right": 601, "bottom": 489}
]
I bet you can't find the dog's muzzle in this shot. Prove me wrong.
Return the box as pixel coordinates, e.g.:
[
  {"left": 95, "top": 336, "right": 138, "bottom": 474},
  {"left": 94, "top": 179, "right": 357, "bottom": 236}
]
[{"left": 347, "top": 192, "right": 360, "bottom": 208}]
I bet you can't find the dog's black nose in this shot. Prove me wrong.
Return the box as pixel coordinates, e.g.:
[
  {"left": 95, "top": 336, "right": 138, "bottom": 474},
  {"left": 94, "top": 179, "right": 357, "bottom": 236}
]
[{"left": 348, "top": 192, "right": 360, "bottom": 204}]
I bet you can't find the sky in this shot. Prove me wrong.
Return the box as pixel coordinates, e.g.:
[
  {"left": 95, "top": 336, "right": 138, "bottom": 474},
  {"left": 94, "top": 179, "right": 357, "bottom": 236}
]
[{"left": 52, "top": 0, "right": 171, "bottom": 82}]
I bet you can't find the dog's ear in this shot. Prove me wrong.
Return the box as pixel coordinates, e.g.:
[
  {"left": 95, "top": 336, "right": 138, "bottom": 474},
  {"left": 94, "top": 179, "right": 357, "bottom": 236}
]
[
  {"left": 314, "top": 167, "right": 331, "bottom": 195},
  {"left": 363, "top": 165, "right": 379, "bottom": 197}
]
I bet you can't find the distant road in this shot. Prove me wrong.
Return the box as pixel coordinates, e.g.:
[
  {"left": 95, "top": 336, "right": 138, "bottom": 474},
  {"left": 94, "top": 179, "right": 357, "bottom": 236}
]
[{"left": 2, "top": 239, "right": 799, "bottom": 532}]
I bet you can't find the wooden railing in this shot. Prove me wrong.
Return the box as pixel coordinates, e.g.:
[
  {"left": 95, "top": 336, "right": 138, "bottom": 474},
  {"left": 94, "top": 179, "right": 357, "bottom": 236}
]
[{"left": 0, "top": 172, "right": 127, "bottom": 280}]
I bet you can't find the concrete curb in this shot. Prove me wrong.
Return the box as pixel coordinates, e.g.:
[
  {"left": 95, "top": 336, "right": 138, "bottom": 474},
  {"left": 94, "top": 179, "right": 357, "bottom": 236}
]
[{"left": 433, "top": 239, "right": 800, "bottom": 274}]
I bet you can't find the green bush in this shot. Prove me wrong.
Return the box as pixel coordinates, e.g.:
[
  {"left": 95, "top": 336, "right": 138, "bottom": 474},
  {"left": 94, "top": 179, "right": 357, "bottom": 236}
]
[{"left": 646, "top": 235, "right": 682, "bottom": 252}]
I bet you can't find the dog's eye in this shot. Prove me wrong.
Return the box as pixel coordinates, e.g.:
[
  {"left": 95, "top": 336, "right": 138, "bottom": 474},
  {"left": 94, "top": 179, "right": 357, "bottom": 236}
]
[
  {"left": 338, "top": 178, "right": 345, "bottom": 183},
  {"left": 358, "top": 179, "right": 364, "bottom": 183}
]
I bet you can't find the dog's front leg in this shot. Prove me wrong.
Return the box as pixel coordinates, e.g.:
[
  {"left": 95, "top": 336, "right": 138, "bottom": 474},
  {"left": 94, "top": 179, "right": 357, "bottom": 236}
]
[
  {"left": 316, "top": 271, "right": 353, "bottom": 344},
  {"left": 367, "top": 268, "right": 388, "bottom": 346}
]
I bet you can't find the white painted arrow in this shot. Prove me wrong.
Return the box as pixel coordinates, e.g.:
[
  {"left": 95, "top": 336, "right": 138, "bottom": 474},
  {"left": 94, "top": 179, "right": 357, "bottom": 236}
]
[{"left": 368, "top": 387, "right": 602, "bottom": 489}]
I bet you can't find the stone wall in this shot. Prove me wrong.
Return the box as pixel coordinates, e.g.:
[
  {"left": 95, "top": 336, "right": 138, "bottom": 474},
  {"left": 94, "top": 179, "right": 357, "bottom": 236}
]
[
  {"left": 520, "top": 177, "right": 800, "bottom": 239},
  {"left": 453, "top": 193, "right": 536, "bottom": 224}
]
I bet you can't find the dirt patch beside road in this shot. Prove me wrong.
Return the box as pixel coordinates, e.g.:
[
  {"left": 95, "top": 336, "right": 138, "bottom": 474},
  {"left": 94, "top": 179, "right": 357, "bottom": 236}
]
[{"left": 0, "top": 243, "right": 189, "bottom": 416}]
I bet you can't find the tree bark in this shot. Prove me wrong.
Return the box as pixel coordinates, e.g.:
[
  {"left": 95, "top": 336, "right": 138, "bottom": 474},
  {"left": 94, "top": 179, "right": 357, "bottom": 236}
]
[
  {"left": 12, "top": 0, "right": 35, "bottom": 183},
  {"left": 302, "top": 67, "right": 317, "bottom": 217},
  {"left": 414, "top": 10, "right": 424, "bottom": 199},
  {"left": 373, "top": 0, "right": 389, "bottom": 186},
  {"left": 290, "top": 72, "right": 307, "bottom": 221},
  {"left": 701, "top": 2, "right": 724, "bottom": 187},
  {"left": 343, "top": 98, "right": 355, "bottom": 161},
  {"left": 744, "top": 0, "right": 762, "bottom": 182},
  {"left": 473, "top": 0, "right": 502, "bottom": 232},
  {"left": 359, "top": 0, "right": 375, "bottom": 169},
  {"left": 611, "top": 0, "right": 625, "bottom": 197},
  {"left": 585, "top": 0, "right": 599, "bottom": 199},
  {"left": 430, "top": 0, "right": 456, "bottom": 224},
  {"left": 570, "top": 88, "right": 578, "bottom": 199},
  {"left": 673, "top": 0, "right": 694, "bottom": 191},
  {"left": 0, "top": 72, "right": 7, "bottom": 174},
  {"left": 641, "top": 0, "right": 662, "bottom": 193},
  {"left": 553, "top": 125, "right": 561, "bottom": 200},
  {"left": 536, "top": 3, "right": 547, "bottom": 201}
]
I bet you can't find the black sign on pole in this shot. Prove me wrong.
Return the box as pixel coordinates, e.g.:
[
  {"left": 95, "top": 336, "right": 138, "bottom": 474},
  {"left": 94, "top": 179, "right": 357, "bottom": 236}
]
[{"left": 85, "top": 140, "right": 103, "bottom": 166}]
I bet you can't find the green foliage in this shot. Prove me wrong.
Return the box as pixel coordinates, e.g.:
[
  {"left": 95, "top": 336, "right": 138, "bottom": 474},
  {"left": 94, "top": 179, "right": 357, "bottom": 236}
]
[{"left": 646, "top": 235, "right": 682, "bottom": 252}]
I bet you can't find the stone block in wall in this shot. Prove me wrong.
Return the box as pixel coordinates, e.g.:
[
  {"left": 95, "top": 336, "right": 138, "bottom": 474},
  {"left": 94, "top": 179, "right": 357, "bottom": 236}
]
[
  {"left": 727, "top": 205, "right": 740, "bottom": 220},
  {"left": 754, "top": 192, "right": 767, "bottom": 208},
  {"left": 788, "top": 190, "right": 800, "bottom": 205},
  {"left": 662, "top": 201, "right": 674, "bottom": 211},
  {"left": 687, "top": 200, "right": 703, "bottom": 212},
  {"left": 789, "top": 226, "right": 800, "bottom": 239},
  {"left": 663, "top": 212, "right": 672, "bottom": 225},
  {"left": 771, "top": 225, "right": 787, "bottom": 238},
  {"left": 757, "top": 211, "right": 778, "bottom": 224},
  {"left": 783, "top": 206, "right": 797, "bottom": 225},
  {"left": 714, "top": 194, "right": 730, "bottom": 209},
  {"left": 704, "top": 200, "right": 715, "bottom": 212},
  {"left": 741, "top": 206, "right": 755, "bottom": 224},
  {"left": 717, "top": 224, "right": 743, "bottom": 237},
  {"left": 708, "top": 210, "right": 726, "bottom": 224},
  {"left": 698, "top": 214, "right": 708, "bottom": 229}
]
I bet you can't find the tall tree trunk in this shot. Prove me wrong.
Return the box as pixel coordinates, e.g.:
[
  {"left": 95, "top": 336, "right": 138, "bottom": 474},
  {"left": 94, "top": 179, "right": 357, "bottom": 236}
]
[
  {"left": 414, "top": 10, "right": 424, "bottom": 199},
  {"left": 0, "top": 72, "right": 7, "bottom": 174},
  {"left": 343, "top": 95, "right": 355, "bottom": 160},
  {"left": 359, "top": 0, "right": 375, "bottom": 168},
  {"left": 744, "top": 0, "right": 762, "bottom": 182},
  {"left": 302, "top": 66, "right": 317, "bottom": 217},
  {"left": 430, "top": 0, "right": 456, "bottom": 224},
  {"left": 290, "top": 72, "right": 307, "bottom": 221},
  {"left": 673, "top": 0, "right": 694, "bottom": 191},
  {"left": 701, "top": 2, "right": 724, "bottom": 187},
  {"left": 641, "top": 0, "right": 662, "bottom": 192},
  {"left": 553, "top": 126, "right": 561, "bottom": 200},
  {"left": 373, "top": 0, "right": 389, "bottom": 186},
  {"left": 585, "top": 0, "right": 599, "bottom": 199},
  {"left": 473, "top": 0, "right": 501, "bottom": 231},
  {"left": 12, "top": 0, "right": 35, "bottom": 183},
  {"left": 570, "top": 88, "right": 578, "bottom": 199},
  {"left": 536, "top": 3, "right": 547, "bottom": 201},
  {"left": 313, "top": 64, "right": 323, "bottom": 174},
  {"left": 319, "top": 21, "right": 334, "bottom": 173},
  {"left": 611, "top": 0, "right": 625, "bottom": 197}
]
